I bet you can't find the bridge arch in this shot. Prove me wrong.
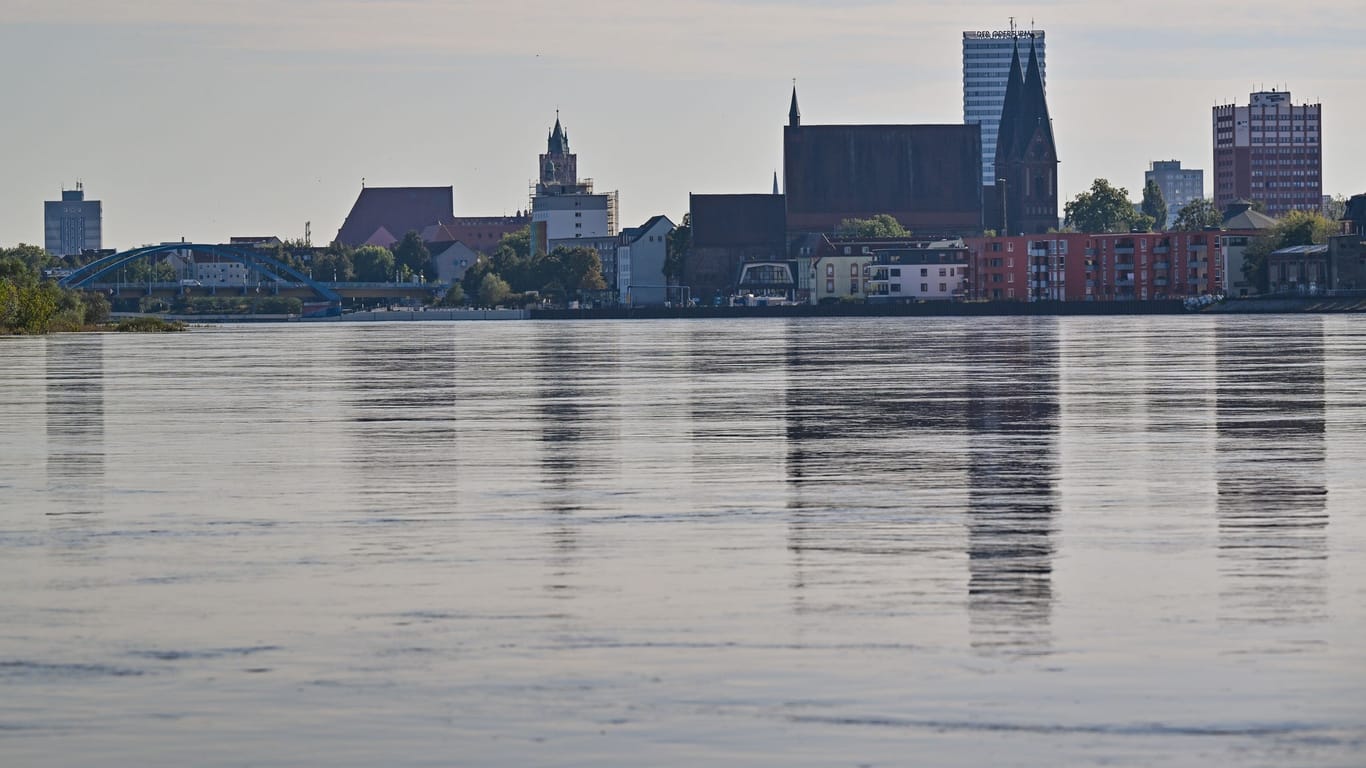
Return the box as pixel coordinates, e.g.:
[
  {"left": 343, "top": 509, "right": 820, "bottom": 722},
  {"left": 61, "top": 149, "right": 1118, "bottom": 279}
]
[{"left": 59, "top": 243, "right": 341, "bottom": 303}]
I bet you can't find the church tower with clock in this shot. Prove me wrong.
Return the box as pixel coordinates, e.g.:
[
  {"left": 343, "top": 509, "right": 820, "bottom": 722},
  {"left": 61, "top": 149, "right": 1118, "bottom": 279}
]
[
  {"left": 529, "top": 111, "right": 619, "bottom": 264},
  {"left": 537, "top": 112, "right": 582, "bottom": 194}
]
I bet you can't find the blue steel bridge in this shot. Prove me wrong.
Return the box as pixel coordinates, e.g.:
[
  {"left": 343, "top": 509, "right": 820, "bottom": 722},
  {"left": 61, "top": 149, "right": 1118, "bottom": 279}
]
[{"left": 57, "top": 243, "right": 442, "bottom": 303}]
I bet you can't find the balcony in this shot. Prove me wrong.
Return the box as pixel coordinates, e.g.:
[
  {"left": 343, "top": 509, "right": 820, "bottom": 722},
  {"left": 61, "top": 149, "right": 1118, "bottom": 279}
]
[
  {"left": 1115, "top": 277, "right": 1135, "bottom": 287},
  {"left": 1154, "top": 278, "right": 1169, "bottom": 287},
  {"left": 1085, "top": 248, "right": 1098, "bottom": 256},
  {"left": 1116, "top": 262, "right": 1135, "bottom": 271},
  {"left": 1154, "top": 245, "right": 1171, "bottom": 255},
  {"left": 1154, "top": 261, "right": 1170, "bottom": 270},
  {"left": 1116, "top": 246, "right": 1136, "bottom": 256}
]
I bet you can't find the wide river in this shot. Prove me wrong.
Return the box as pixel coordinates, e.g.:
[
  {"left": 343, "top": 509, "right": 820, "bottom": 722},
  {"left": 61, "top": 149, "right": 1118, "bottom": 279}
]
[{"left": 2, "top": 316, "right": 1364, "bottom": 766}]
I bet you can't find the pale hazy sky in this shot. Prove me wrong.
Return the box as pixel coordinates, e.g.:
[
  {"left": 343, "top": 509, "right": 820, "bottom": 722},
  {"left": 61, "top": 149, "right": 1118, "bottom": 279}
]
[{"left": 2, "top": 0, "right": 1363, "bottom": 249}]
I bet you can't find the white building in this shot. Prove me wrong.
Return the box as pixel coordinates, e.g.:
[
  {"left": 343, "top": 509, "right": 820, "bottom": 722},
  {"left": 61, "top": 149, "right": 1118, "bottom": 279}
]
[
  {"left": 530, "top": 114, "right": 618, "bottom": 256},
  {"left": 1146, "top": 160, "right": 1205, "bottom": 228},
  {"left": 616, "top": 215, "right": 675, "bottom": 305},
  {"left": 195, "top": 260, "right": 250, "bottom": 286},
  {"left": 867, "top": 243, "right": 970, "bottom": 301},
  {"left": 962, "top": 28, "right": 1045, "bottom": 187}
]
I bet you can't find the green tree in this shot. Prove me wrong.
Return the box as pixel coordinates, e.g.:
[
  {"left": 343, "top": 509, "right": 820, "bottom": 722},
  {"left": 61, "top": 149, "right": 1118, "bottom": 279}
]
[
  {"left": 0, "top": 244, "right": 56, "bottom": 276},
  {"left": 665, "top": 212, "right": 691, "bottom": 282},
  {"left": 1065, "top": 179, "right": 1140, "bottom": 233},
  {"left": 834, "top": 214, "right": 910, "bottom": 238},
  {"left": 1241, "top": 210, "right": 1338, "bottom": 292},
  {"left": 552, "top": 246, "right": 607, "bottom": 294},
  {"left": 434, "top": 282, "right": 465, "bottom": 307},
  {"left": 1140, "top": 179, "right": 1168, "bottom": 231},
  {"left": 500, "top": 226, "right": 532, "bottom": 261},
  {"left": 393, "top": 230, "right": 433, "bottom": 281},
  {"left": 311, "top": 249, "right": 354, "bottom": 282},
  {"left": 1324, "top": 194, "right": 1348, "bottom": 222},
  {"left": 478, "top": 272, "right": 511, "bottom": 307},
  {"left": 352, "top": 245, "right": 396, "bottom": 282},
  {"left": 1172, "top": 198, "right": 1223, "bottom": 231},
  {"left": 461, "top": 256, "right": 492, "bottom": 298}
]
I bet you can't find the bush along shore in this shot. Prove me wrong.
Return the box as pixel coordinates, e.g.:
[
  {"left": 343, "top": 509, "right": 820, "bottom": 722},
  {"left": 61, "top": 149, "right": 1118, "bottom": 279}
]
[
  {"left": 114, "top": 316, "right": 187, "bottom": 333},
  {"left": 1, "top": 269, "right": 112, "bottom": 335}
]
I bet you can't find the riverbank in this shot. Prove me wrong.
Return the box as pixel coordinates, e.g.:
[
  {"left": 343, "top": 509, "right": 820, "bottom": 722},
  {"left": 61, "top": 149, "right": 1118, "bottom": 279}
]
[{"left": 87, "top": 296, "right": 1366, "bottom": 327}]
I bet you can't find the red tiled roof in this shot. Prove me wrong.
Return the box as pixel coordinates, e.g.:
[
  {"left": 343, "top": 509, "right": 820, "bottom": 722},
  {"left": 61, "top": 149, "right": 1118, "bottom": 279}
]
[{"left": 334, "top": 186, "right": 454, "bottom": 247}]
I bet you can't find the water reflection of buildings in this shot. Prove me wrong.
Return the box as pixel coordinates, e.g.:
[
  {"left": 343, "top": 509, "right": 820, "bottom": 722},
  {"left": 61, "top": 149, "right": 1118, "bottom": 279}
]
[
  {"left": 783, "top": 323, "right": 972, "bottom": 616},
  {"left": 963, "top": 322, "right": 1060, "bottom": 655},
  {"left": 1216, "top": 320, "right": 1328, "bottom": 626},
  {"left": 779, "top": 319, "right": 1058, "bottom": 655},
  {"left": 342, "top": 328, "right": 460, "bottom": 517},
  {"left": 45, "top": 336, "right": 106, "bottom": 517},
  {"left": 534, "top": 326, "right": 596, "bottom": 598}
]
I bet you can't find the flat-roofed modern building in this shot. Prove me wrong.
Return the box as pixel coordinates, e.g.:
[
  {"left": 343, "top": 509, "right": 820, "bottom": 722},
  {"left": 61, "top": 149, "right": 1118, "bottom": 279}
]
[
  {"left": 1146, "top": 161, "right": 1204, "bottom": 228},
  {"left": 1213, "top": 90, "right": 1322, "bottom": 217},
  {"left": 963, "top": 28, "right": 1045, "bottom": 187},
  {"left": 44, "top": 184, "right": 102, "bottom": 256}
]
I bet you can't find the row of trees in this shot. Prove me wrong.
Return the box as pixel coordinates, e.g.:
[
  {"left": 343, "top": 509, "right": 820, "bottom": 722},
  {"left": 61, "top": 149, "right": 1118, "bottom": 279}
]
[
  {"left": 1065, "top": 178, "right": 1224, "bottom": 233},
  {"left": 303, "top": 231, "right": 433, "bottom": 283},
  {"left": 1067, "top": 179, "right": 1349, "bottom": 235},
  {"left": 1, "top": 245, "right": 110, "bottom": 334},
  {"left": 456, "top": 226, "right": 608, "bottom": 307}
]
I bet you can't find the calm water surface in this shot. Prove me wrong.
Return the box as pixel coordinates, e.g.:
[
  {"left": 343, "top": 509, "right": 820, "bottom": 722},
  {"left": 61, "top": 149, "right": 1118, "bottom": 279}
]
[{"left": 2, "top": 316, "right": 1365, "bottom": 766}]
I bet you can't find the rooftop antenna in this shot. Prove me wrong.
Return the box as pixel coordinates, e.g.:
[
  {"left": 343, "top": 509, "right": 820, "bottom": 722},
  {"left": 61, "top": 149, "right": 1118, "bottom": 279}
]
[
  {"left": 1009, "top": 16, "right": 1016, "bottom": 34},
  {"left": 361, "top": 177, "right": 366, "bottom": 188},
  {"left": 305, "top": 221, "right": 312, "bottom": 247}
]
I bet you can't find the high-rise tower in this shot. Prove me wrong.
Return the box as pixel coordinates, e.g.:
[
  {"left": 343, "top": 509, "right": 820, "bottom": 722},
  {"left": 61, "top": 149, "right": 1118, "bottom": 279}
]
[
  {"left": 44, "top": 183, "right": 102, "bottom": 256},
  {"left": 1213, "top": 90, "right": 1322, "bottom": 216},
  {"left": 963, "top": 28, "right": 1045, "bottom": 187}
]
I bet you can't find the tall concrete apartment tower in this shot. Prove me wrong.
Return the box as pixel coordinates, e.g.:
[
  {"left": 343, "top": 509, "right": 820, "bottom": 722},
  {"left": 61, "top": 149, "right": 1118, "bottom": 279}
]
[
  {"left": 1146, "top": 160, "right": 1204, "bottom": 228},
  {"left": 1213, "top": 90, "right": 1322, "bottom": 217},
  {"left": 963, "top": 27, "right": 1045, "bottom": 187},
  {"left": 44, "top": 183, "right": 102, "bottom": 256}
]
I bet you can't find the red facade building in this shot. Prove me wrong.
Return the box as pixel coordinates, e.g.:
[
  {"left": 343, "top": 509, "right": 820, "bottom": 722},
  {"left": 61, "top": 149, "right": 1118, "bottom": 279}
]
[{"left": 964, "top": 231, "right": 1249, "bottom": 301}]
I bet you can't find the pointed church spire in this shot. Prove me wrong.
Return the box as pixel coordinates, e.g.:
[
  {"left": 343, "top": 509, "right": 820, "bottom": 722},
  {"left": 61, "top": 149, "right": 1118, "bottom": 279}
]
[
  {"left": 1022, "top": 39, "right": 1053, "bottom": 149},
  {"left": 773, "top": 171, "right": 780, "bottom": 195},
  {"left": 547, "top": 110, "right": 568, "bottom": 155},
  {"left": 788, "top": 80, "right": 801, "bottom": 127},
  {"left": 994, "top": 40, "right": 1026, "bottom": 184}
]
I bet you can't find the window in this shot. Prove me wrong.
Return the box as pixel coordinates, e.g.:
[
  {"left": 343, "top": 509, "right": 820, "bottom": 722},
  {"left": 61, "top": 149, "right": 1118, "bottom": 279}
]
[
  {"left": 851, "top": 280, "right": 859, "bottom": 293},
  {"left": 920, "top": 268, "right": 928, "bottom": 277},
  {"left": 920, "top": 283, "right": 928, "bottom": 292},
  {"left": 850, "top": 264, "right": 859, "bottom": 276},
  {"left": 891, "top": 284, "right": 901, "bottom": 292},
  {"left": 890, "top": 268, "right": 901, "bottom": 277},
  {"left": 939, "top": 283, "right": 947, "bottom": 292},
  {"left": 938, "top": 268, "right": 947, "bottom": 277},
  {"left": 826, "top": 264, "right": 834, "bottom": 277},
  {"left": 826, "top": 278, "right": 834, "bottom": 292}
]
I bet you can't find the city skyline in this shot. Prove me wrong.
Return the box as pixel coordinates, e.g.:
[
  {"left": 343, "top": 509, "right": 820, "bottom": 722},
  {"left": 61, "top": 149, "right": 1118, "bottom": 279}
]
[{"left": 2, "top": 0, "right": 1363, "bottom": 249}]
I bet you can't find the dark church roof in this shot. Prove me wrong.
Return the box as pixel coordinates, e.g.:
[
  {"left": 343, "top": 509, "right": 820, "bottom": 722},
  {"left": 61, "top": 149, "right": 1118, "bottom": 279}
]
[
  {"left": 334, "top": 186, "right": 454, "bottom": 247},
  {"left": 784, "top": 124, "right": 983, "bottom": 233},
  {"left": 691, "top": 194, "right": 786, "bottom": 248},
  {"left": 789, "top": 85, "right": 801, "bottom": 127}
]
